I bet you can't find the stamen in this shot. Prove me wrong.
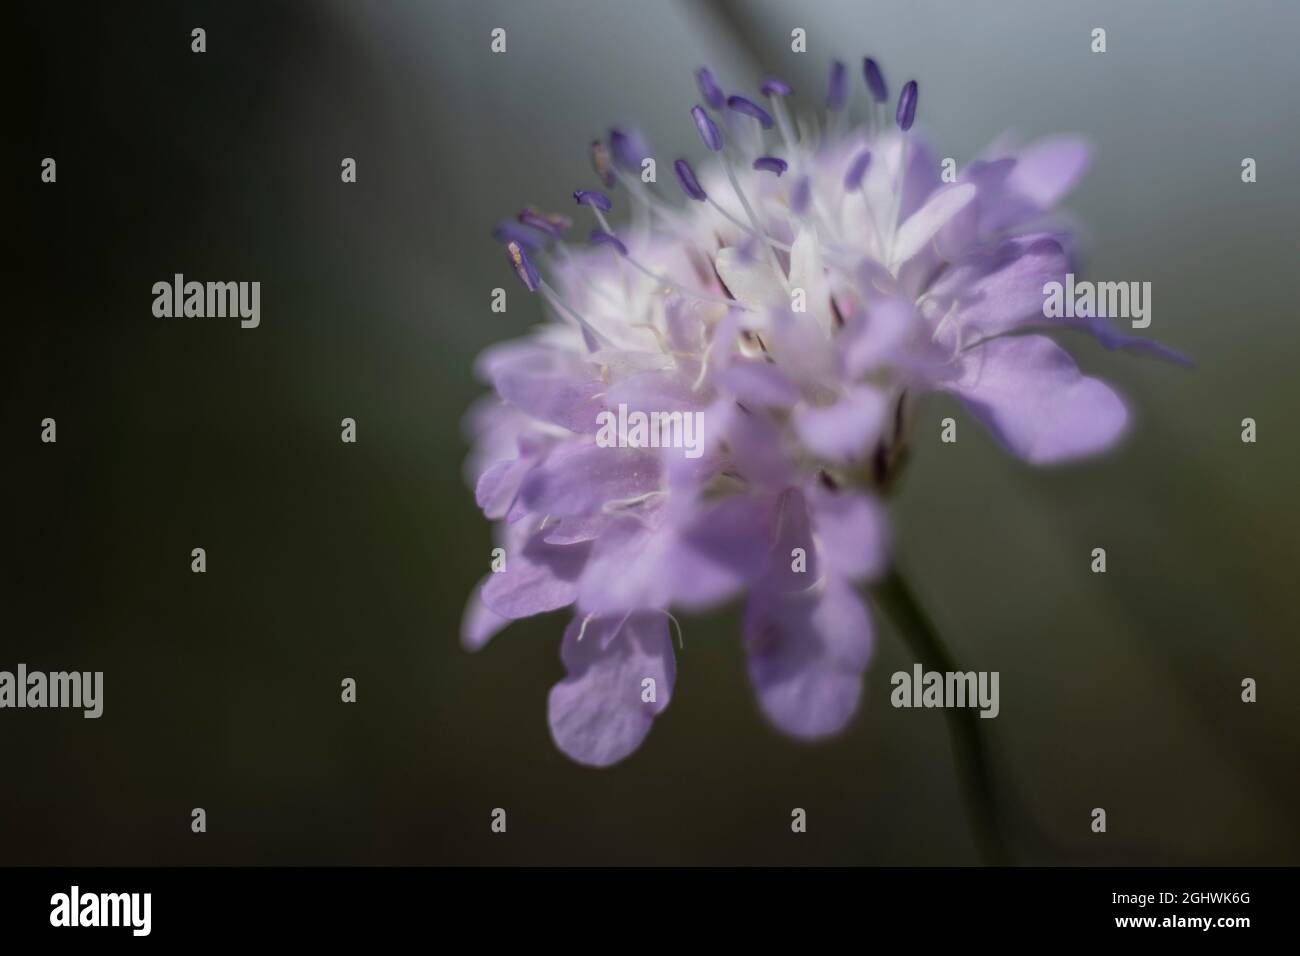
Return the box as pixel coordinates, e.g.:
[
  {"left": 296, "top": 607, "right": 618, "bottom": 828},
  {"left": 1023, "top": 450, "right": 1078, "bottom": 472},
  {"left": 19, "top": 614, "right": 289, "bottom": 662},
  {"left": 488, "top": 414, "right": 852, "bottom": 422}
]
[
  {"left": 586, "top": 215, "right": 751, "bottom": 310},
  {"left": 896, "top": 80, "right": 918, "bottom": 130},
  {"left": 825, "top": 59, "right": 848, "bottom": 111},
  {"left": 705, "top": 194, "right": 794, "bottom": 251},
  {"left": 538, "top": 278, "right": 611, "bottom": 352},
  {"left": 612, "top": 166, "right": 683, "bottom": 230},
  {"left": 506, "top": 240, "right": 540, "bottom": 292},
  {"left": 630, "top": 253, "right": 750, "bottom": 309},
  {"left": 555, "top": 244, "right": 621, "bottom": 307},
  {"left": 762, "top": 76, "right": 799, "bottom": 153},
  {"left": 722, "top": 156, "right": 789, "bottom": 290},
  {"left": 589, "top": 228, "right": 628, "bottom": 256},
  {"left": 493, "top": 220, "right": 546, "bottom": 250},
  {"left": 825, "top": 59, "right": 849, "bottom": 142},
  {"left": 695, "top": 67, "right": 726, "bottom": 110},
  {"left": 691, "top": 105, "right": 724, "bottom": 152},
  {"left": 604, "top": 131, "right": 682, "bottom": 229},
  {"left": 608, "top": 128, "right": 648, "bottom": 171},
  {"left": 589, "top": 140, "right": 615, "bottom": 188},
  {"left": 863, "top": 57, "right": 888, "bottom": 131},
  {"left": 843, "top": 149, "right": 872, "bottom": 191},
  {"left": 573, "top": 188, "right": 613, "bottom": 212},
  {"left": 791, "top": 175, "right": 811, "bottom": 214},
  {"left": 674, "top": 158, "right": 708, "bottom": 201},
  {"left": 677, "top": 157, "right": 793, "bottom": 251},
  {"left": 760, "top": 75, "right": 792, "bottom": 97},
  {"left": 886, "top": 82, "right": 918, "bottom": 262},
  {"left": 753, "top": 156, "right": 788, "bottom": 177},
  {"left": 517, "top": 207, "right": 570, "bottom": 239},
  {"left": 585, "top": 203, "right": 619, "bottom": 243},
  {"left": 581, "top": 203, "right": 626, "bottom": 285},
  {"left": 661, "top": 609, "right": 685, "bottom": 650},
  {"left": 863, "top": 58, "right": 888, "bottom": 103},
  {"left": 726, "top": 94, "right": 774, "bottom": 130},
  {"left": 574, "top": 611, "right": 597, "bottom": 643},
  {"left": 841, "top": 150, "right": 886, "bottom": 251}
]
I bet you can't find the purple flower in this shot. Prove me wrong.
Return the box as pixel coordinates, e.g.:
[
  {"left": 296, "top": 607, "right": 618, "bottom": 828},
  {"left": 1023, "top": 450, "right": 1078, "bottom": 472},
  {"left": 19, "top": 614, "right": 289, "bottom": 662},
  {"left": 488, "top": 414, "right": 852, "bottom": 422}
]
[{"left": 466, "top": 53, "right": 1185, "bottom": 767}]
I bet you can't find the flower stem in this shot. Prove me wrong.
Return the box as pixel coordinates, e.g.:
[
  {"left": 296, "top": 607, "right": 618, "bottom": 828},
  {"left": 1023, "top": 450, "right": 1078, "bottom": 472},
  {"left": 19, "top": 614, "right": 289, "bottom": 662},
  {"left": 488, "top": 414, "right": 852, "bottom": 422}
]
[{"left": 871, "top": 567, "right": 1011, "bottom": 865}]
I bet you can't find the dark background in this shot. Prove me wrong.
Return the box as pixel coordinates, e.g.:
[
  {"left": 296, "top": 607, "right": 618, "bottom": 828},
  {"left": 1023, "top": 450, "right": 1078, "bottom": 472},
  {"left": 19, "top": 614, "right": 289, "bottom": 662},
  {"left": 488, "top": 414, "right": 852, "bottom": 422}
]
[{"left": 4, "top": 0, "right": 1297, "bottom": 865}]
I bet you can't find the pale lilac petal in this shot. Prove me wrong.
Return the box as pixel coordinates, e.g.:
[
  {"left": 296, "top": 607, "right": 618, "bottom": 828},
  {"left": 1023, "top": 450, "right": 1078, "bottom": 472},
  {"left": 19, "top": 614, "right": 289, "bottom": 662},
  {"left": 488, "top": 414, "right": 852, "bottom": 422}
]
[
  {"left": 462, "top": 583, "right": 510, "bottom": 651},
  {"left": 864, "top": 133, "right": 940, "bottom": 228},
  {"left": 519, "top": 441, "right": 661, "bottom": 517},
  {"left": 672, "top": 494, "right": 774, "bottom": 606},
  {"left": 474, "top": 456, "right": 534, "bottom": 519},
  {"left": 604, "top": 368, "right": 709, "bottom": 413},
  {"left": 578, "top": 495, "right": 770, "bottom": 613},
  {"left": 706, "top": 398, "right": 794, "bottom": 487},
  {"left": 844, "top": 296, "right": 917, "bottom": 376},
  {"left": 897, "top": 134, "right": 942, "bottom": 223},
  {"left": 793, "top": 386, "right": 887, "bottom": 462},
  {"left": 487, "top": 346, "right": 606, "bottom": 433},
  {"left": 744, "top": 578, "right": 874, "bottom": 738},
  {"left": 768, "top": 309, "right": 838, "bottom": 389},
  {"left": 480, "top": 523, "right": 591, "bottom": 619},
  {"left": 547, "top": 611, "right": 675, "bottom": 766},
  {"left": 461, "top": 397, "right": 533, "bottom": 486},
  {"left": 787, "top": 228, "right": 834, "bottom": 335},
  {"left": 807, "top": 482, "right": 888, "bottom": 582},
  {"left": 577, "top": 513, "right": 672, "bottom": 613},
  {"left": 715, "top": 245, "right": 786, "bottom": 309},
  {"left": 934, "top": 157, "right": 1015, "bottom": 260},
  {"left": 946, "top": 334, "right": 1129, "bottom": 464},
  {"left": 890, "top": 183, "right": 976, "bottom": 267},
  {"left": 718, "top": 360, "right": 800, "bottom": 407},
  {"left": 928, "top": 233, "right": 1070, "bottom": 343},
  {"left": 585, "top": 348, "right": 674, "bottom": 376},
  {"left": 1005, "top": 136, "right": 1091, "bottom": 209},
  {"left": 765, "top": 488, "right": 820, "bottom": 594}
]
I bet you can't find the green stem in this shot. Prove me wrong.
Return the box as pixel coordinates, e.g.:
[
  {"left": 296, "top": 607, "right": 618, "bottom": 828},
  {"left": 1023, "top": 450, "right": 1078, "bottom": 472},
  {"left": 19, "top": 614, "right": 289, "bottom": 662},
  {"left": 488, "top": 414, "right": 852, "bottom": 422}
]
[{"left": 871, "top": 567, "right": 1011, "bottom": 865}]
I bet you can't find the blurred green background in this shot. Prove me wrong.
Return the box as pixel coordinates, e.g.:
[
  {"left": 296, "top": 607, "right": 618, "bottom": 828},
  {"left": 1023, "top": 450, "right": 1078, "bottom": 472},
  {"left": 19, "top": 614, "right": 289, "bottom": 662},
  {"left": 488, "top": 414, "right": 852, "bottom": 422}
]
[{"left": 4, "top": 0, "right": 1297, "bottom": 864}]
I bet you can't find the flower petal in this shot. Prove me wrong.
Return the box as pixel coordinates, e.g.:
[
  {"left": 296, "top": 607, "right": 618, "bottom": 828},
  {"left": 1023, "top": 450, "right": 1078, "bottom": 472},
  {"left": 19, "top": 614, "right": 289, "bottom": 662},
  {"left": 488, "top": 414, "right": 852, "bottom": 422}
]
[
  {"left": 718, "top": 359, "right": 800, "bottom": 407},
  {"left": 946, "top": 334, "right": 1129, "bottom": 464},
  {"left": 474, "top": 456, "right": 534, "bottom": 519},
  {"left": 793, "top": 385, "right": 887, "bottom": 463},
  {"left": 461, "top": 582, "right": 510, "bottom": 651},
  {"left": 672, "top": 493, "right": 774, "bottom": 606},
  {"left": 547, "top": 611, "right": 675, "bottom": 766},
  {"left": 844, "top": 296, "right": 917, "bottom": 376},
  {"left": 1005, "top": 136, "right": 1091, "bottom": 210},
  {"left": 787, "top": 228, "right": 833, "bottom": 336},
  {"left": 715, "top": 244, "right": 786, "bottom": 309},
  {"left": 519, "top": 440, "right": 661, "bottom": 517},
  {"left": 578, "top": 495, "right": 770, "bottom": 613},
  {"left": 928, "top": 233, "right": 1070, "bottom": 344},
  {"left": 807, "top": 482, "right": 888, "bottom": 582},
  {"left": 487, "top": 346, "right": 606, "bottom": 433},
  {"left": 480, "top": 521, "right": 591, "bottom": 619},
  {"left": 765, "top": 488, "right": 820, "bottom": 595},
  {"left": 744, "top": 578, "right": 874, "bottom": 738},
  {"left": 890, "top": 183, "right": 976, "bottom": 267}
]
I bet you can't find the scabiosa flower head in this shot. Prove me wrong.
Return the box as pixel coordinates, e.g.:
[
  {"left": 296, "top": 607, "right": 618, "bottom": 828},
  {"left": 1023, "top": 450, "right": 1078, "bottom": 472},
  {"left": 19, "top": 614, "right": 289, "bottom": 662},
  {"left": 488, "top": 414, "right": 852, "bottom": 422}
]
[{"left": 468, "top": 56, "right": 1186, "bottom": 766}]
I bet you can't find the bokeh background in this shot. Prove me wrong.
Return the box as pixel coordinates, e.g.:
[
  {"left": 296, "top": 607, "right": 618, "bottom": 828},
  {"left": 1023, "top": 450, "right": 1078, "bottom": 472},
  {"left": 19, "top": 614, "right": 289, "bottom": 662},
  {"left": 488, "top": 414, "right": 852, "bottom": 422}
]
[{"left": 4, "top": 0, "right": 1298, "bottom": 865}]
